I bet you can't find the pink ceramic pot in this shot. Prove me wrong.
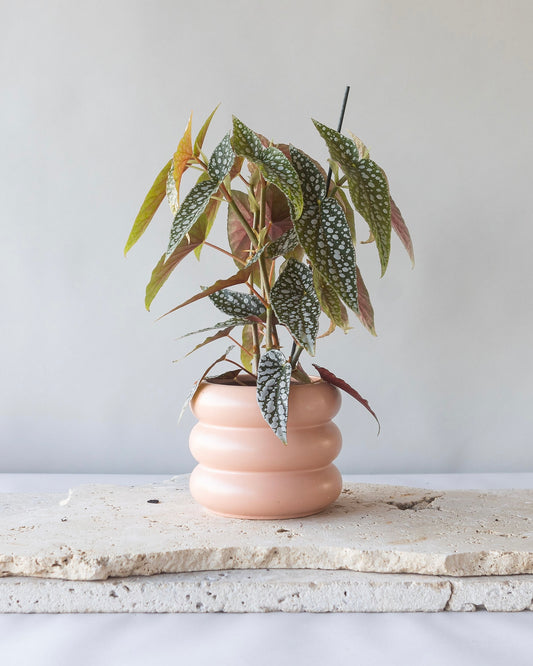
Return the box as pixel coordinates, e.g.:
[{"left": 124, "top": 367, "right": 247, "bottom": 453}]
[{"left": 189, "top": 378, "right": 342, "bottom": 519}]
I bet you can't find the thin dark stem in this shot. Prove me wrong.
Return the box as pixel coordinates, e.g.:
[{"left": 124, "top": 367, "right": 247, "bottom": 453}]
[{"left": 325, "top": 86, "right": 350, "bottom": 196}]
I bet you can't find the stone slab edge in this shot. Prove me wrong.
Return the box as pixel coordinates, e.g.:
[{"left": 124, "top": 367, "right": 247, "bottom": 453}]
[{"left": 1, "top": 570, "right": 533, "bottom": 613}]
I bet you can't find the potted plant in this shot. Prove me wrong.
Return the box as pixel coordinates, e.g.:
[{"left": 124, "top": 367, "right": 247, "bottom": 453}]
[{"left": 125, "top": 98, "right": 413, "bottom": 519}]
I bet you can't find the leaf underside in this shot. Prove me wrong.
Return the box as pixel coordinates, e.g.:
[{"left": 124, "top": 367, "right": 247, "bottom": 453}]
[
  {"left": 256, "top": 349, "right": 292, "bottom": 443},
  {"left": 312, "top": 364, "right": 380, "bottom": 434}
]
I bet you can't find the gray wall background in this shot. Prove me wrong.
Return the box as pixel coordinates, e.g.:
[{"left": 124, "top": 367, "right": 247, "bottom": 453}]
[{"left": 2, "top": 0, "right": 532, "bottom": 473}]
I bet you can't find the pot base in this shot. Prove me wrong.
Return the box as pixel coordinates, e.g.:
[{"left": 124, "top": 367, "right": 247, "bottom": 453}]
[{"left": 190, "top": 464, "right": 343, "bottom": 520}]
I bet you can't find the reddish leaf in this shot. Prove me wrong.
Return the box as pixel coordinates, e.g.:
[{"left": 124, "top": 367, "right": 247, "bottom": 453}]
[
  {"left": 185, "top": 326, "right": 236, "bottom": 358},
  {"left": 145, "top": 230, "right": 202, "bottom": 310},
  {"left": 391, "top": 197, "right": 414, "bottom": 266},
  {"left": 312, "top": 364, "right": 380, "bottom": 434},
  {"left": 158, "top": 267, "right": 252, "bottom": 319},
  {"left": 356, "top": 267, "right": 376, "bottom": 336},
  {"left": 227, "top": 190, "right": 255, "bottom": 263}
]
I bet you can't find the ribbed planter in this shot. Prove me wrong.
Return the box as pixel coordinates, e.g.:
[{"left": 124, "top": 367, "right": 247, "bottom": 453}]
[{"left": 189, "top": 378, "right": 342, "bottom": 519}]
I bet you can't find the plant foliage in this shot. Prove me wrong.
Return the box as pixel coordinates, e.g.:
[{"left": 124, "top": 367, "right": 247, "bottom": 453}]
[{"left": 126, "top": 108, "right": 413, "bottom": 441}]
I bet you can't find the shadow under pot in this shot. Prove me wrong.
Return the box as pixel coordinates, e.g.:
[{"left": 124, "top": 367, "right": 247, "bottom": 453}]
[{"left": 189, "top": 378, "right": 343, "bottom": 519}]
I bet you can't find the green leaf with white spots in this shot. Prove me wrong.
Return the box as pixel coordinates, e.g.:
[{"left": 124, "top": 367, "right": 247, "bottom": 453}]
[
  {"left": 313, "top": 120, "right": 392, "bottom": 276},
  {"left": 159, "top": 266, "right": 252, "bottom": 319},
  {"left": 232, "top": 117, "right": 304, "bottom": 220},
  {"left": 165, "top": 178, "right": 218, "bottom": 258},
  {"left": 256, "top": 349, "right": 292, "bottom": 444},
  {"left": 313, "top": 269, "right": 350, "bottom": 331},
  {"left": 124, "top": 159, "right": 171, "bottom": 255},
  {"left": 208, "top": 289, "right": 265, "bottom": 318},
  {"left": 266, "top": 228, "right": 299, "bottom": 258},
  {"left": 179, "top": 318, "right": 251, "bottom": 338},
  {"left": 289, "top": 146, "right": 359, "bottom": 314},
  {"left": 166, "top": 165, "right": 179, "bottom": 216},
  {"left": 207, "top": 134, "right": 235, "bottom": 182},
  {"left": 166, "top": 135, "right": 235, "bottom": 259},
  {"left": 231, "top": 116, "right": 264, "bottom": 160},
  {"left": 334, "top": 187, "right": 356, "bottom": 241},
  {"left": 271, "top": 259, "right": 320, "bottom": 355},
  {"left": 260, "top": 147, "right": 303, "bottom": 219}
]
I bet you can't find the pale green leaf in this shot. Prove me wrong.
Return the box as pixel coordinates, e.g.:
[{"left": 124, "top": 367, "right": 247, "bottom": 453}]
[
  {"left": 289, "top": 146, "right": 359, "bottom": 313},
  {"left": 194, "top": 104, "right": 220, "bottom": 156},
  {"left": 172, "top": 113, "right": 194, "bottom": 205},
  {"left": 124, "top": 159, "right": 171, "bottom": 255},
  {"left": 208, "top": 288, "right": 265, "bottom": 318},
  {"left": 313, "top": 120, "right": 391, "bottom": 276},
  {"left": 271, "top": 259, "right": 320, "bottom": 355},
  {"left": 256, "top": 349, "right": 292, "bottom": 444},
  {"left": 240, "top": 325, "right": 255, "bottom": 373}
]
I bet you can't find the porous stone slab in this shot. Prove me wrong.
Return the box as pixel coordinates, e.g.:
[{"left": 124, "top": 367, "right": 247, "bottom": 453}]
[
  {"left": 1, "top": 476, "right": 532, "bottom": 581},
  {"left": 1, "top": 570, "right": 533, "bottom": 613}
]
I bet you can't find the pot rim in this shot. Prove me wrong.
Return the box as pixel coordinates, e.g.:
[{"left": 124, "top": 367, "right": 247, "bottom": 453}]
[{"left": 203, "top": 375, "right": 325, "bottom": 388}]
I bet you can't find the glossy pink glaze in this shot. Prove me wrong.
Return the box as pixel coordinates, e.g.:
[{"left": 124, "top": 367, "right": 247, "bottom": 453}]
[{"left": 189, "top": 379, "right": 343, "bottom": 519}]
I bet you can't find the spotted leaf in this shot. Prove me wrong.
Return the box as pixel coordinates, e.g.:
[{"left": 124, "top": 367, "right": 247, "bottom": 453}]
[
  {"left": 207, "top": 134, "right": 235, "bottom": 182},
  {"left": 166, "top": 165, "right": 179, "bottom": 216},
  {"left": 266, "top": 228, "right": 299, "bottom": 258},
  {"left": 271, "top": 259, "right": 320, "bottom": 355},
  {"left": 231, "top": 116, "right": 264, "bottom": 161},
  {"left": 180, "top": 318, "right": 250, "bottom": 339},
  {"left": 313, "top": 269, "right": 350, "bottom": 332},
  {"left": 289, "top": 146, "right": 359, "bottom": 314},
  {"left": 124, "top": 159, "right": 171, "bottom": 255},
  {"left": 158, "top": 267, "right": 252, "bottom": 319},
  {"left": 208, "top": 289, "right": 265, "bottom": 318},
  {"left": 313, "top": 120, "right": 391, "bottom": 276},
  {"left": 172, "top": 113, "right": 193, "bottom": 205},
  {"left": 165, "top": 179, "right": 218, "bottom": 258},
  {"left": 256, "top": 349, "right": 292, "bottom": 444},
  {"left": 232, "top": 117, "right": 303, "bottom": 220}
]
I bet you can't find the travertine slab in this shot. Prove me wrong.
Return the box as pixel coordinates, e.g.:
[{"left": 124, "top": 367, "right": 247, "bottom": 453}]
[
  {"left": 1, "top": 571, "right": 533, "bottom": 613},
  {"left": 1, "top": 476, "right": 532, "bottom": 581}
]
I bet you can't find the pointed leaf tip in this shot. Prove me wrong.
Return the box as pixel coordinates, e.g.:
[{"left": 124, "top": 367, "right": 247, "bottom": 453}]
[{"left": 312, "top": 364, "right": 380, "bottom": 434}]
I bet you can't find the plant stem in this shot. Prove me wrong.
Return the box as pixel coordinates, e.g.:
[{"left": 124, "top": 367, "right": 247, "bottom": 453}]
[
  {"left": 327, "top": 175, "right": 347, "bottom": 198},
  {"left": 203, "top": 241, "right": 246, "bottom": 265},
  {"left": 251, "top": 323, "right": 261, "bottom": 374},
  {"left": 325, "top": 86, "right": 350, "bottom": 196},
  {"left": 220, "top": 183, "right": 257, "bottom": 248},
  {"left": 290, "top": 344, "right": 304, "bottom": 369}
]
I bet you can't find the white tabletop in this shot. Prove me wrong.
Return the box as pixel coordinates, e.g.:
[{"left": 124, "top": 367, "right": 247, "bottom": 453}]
[{"left": 1, "top": 474, "right": 532, "bottom": 666}]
